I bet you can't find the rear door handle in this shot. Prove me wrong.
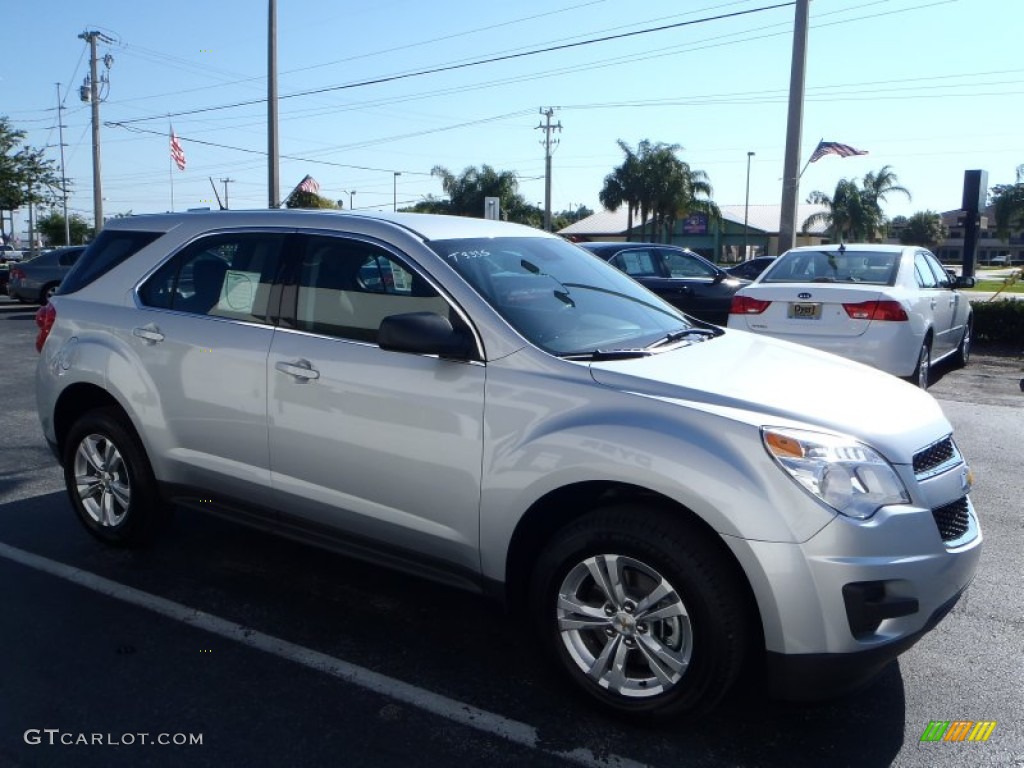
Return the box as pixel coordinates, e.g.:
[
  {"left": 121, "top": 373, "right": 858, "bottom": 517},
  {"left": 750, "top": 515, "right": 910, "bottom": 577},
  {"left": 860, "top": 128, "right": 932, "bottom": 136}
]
[
  {"left": 275, "top": 359, "right": 320, "bottom": 381},
  {"left": 132, "top": 325, "right": 165, "bottom": 344}
]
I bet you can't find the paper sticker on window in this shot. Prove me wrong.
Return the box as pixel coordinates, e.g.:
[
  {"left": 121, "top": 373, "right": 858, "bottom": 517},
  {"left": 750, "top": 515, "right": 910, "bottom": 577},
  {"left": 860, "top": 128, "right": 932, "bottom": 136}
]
[{"left": 218, "top": 270, "right": 260, "bottom": 313}]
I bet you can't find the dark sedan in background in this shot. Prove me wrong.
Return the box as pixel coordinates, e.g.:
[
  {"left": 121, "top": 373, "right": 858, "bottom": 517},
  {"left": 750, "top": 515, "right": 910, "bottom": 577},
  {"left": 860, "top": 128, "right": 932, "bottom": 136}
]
[
  {"left": 7, "top": 246, "right": 86, "bottom": 304},
  {"left": 725, "top": 255, "right": 776, "bottom": 281},
  {"left": 579, "top": 242, "right": 747, "bottom": 325}
]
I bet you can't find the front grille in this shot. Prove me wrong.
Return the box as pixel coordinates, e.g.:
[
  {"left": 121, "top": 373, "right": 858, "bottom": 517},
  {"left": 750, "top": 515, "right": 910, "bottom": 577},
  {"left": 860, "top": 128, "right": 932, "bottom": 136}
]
[
  {"left": 932, "top": 497, "right": 971, "bottom": 542},
  {"left": 913, "top": 436, "right": 957, "bottom": 477}
]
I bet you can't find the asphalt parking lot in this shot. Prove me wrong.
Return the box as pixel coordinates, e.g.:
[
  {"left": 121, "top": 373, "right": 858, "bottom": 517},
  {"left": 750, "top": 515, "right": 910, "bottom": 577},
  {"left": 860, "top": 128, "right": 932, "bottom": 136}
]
[{"left": 1, "top": 295, "right": 1021, "bottom": 767}]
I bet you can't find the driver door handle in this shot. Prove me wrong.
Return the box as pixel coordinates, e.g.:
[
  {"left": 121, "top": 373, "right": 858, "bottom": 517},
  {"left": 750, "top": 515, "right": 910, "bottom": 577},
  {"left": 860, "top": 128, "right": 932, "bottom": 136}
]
[
  {"left": 132, "top": 325, "right": 165, "bottom": 344},
  {"left": 275, "top": 359, "right": 320, "bottom": 381}
]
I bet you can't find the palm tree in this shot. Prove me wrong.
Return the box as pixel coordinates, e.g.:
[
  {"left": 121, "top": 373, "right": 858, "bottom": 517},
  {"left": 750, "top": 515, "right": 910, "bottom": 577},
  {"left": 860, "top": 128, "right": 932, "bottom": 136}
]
[
  {"left": 804, "top": 179, "right": 874, "bottom": 242},
  {"left": 600, "top": 141, "right": 644, "bottom": 241},
  {"left": 860, "top": 165, "right": 911, "bottom": 240},
  {"left": 644, "top": 145, "right": 718, "bottom": 243},
  {"left": 426, "top": 164, "right": 530, "bottom": 222}
]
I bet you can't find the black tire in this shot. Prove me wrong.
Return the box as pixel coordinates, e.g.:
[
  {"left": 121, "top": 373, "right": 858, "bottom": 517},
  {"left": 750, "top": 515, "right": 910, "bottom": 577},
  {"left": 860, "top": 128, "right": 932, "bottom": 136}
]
[
  {"left": 62, "top": 408, "right": 167, "bottom": 547},
  {"left": 908, "top": 339, "right": 931, "bottom": 389},
  {"left": 530, "top": 505, "right": 750, "bottom": 719},
  {"left": 952, "top": 321, "right": 972, "bottom": 368}
]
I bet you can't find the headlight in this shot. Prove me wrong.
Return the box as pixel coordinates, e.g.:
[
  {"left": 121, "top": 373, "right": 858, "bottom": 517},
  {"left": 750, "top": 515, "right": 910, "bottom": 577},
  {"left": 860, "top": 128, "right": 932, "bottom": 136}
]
[{"left": 762, "top": 427, "right": 909, "bottom": 519}]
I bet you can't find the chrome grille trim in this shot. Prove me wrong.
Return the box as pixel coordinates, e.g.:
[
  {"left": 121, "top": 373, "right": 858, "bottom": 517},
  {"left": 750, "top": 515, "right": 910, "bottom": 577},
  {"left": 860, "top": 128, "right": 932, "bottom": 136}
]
[{"left": 913, "top": 436, "right": 961, "bottom": 479}]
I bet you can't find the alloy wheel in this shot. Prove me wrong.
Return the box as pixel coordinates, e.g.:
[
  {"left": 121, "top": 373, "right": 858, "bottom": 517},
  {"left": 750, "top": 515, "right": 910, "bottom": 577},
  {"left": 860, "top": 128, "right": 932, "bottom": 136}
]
[
  {"left": 556, "top": 553, "right": 692, "bottom": 698},
  {"left": 73, "top": 433, "right": 131, "bottom": 528}
]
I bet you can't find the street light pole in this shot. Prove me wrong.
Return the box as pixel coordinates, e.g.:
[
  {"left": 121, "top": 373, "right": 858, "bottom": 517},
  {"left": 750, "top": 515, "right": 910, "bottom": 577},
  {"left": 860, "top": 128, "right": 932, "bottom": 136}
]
[
  {"left": 744, "top": 151, "right": 755, "bottom": 260},
  {"left": 348, "top": 190, "right": 356, "bottom": 210},
  {"left": 393, "top": 173, "right": 401, "bottom": 211}
]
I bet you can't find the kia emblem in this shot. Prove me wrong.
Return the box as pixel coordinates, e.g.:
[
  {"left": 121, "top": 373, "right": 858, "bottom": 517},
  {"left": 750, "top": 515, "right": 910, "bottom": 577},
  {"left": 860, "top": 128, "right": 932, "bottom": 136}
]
[{"left": 798, "top": 292, "right": 812, "bottom": 299}]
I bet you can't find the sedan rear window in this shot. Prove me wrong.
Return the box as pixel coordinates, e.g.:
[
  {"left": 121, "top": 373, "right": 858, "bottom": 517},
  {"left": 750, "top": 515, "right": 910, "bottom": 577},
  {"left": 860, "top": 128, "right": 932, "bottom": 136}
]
[
  {"left": 59, "top": 230, "right": 163, "bottom": 296},
  {"left": 762, "top": 250, "right": 899, "bottom": 286}
]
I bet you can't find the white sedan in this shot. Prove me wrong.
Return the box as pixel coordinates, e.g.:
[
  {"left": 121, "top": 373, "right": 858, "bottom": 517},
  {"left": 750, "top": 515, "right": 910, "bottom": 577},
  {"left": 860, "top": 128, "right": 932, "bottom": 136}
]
[{"left": 727, "top": 243, "right": 974, "bottom": 388}]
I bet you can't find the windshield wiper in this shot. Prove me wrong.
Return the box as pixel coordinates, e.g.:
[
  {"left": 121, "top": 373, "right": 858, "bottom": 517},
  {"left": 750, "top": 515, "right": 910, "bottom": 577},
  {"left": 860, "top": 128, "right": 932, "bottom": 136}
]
[
  {"left": 646, "top": 327, "right": 718, "bottom": 349},
  {"left": 560, "top": 349, "right": 652, "bottom": 361}
]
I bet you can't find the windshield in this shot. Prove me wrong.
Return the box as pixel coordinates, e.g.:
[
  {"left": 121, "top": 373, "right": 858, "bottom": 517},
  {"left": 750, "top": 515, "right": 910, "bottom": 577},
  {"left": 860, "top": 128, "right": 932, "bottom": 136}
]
[
  {"left": 761, "top": 249, "right": 900, "bottom": 286},
  {"left": 429, "top": 237, "right": 694, "bottom": 355}
]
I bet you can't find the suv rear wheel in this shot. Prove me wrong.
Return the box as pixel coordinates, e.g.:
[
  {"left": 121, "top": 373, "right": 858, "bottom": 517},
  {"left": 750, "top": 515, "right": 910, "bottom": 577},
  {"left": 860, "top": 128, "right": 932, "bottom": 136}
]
[
  {"left": 530, "top": 506, "right": 749, "bottom": 719},
  {"left": 63, "top": 408, "right": 167, "bottom": 546}
]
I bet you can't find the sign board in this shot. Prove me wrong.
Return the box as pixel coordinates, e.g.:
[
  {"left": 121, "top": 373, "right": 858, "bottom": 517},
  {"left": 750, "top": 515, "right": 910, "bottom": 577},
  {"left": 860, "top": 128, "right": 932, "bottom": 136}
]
[
  {"left": 484, "top": 197, "right": 500, "bottom": 220},
  {"left": 682, "top": 213, "right": 708, "bottom": 235}
]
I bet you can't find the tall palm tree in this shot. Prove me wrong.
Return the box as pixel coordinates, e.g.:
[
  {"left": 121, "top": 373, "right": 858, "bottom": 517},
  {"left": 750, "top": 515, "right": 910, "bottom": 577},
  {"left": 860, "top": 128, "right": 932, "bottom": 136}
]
[
  {"left": 645, "top": 145, "right": 718, "bottom": 243},
  {"left": 600, "top": 141, "right": 645, "bottom": 241},
  {"left": 861, "top": 165, "right": 911, "bottom": 240},
  {"left": 804, "top": 179, "right": 874, "bottom": 242}
]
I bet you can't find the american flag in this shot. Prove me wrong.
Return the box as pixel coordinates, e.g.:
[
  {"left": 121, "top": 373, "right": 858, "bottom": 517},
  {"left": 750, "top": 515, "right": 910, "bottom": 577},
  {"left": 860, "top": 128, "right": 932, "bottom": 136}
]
[
  {"left": 809, "top": 141, "right": 868, "bottom": 163},
  {"left": 297, "top": 175, "right": 320, "bottom": 195},
  {"left": 170, "top": 128, "right": 186, "bottom": 171}
]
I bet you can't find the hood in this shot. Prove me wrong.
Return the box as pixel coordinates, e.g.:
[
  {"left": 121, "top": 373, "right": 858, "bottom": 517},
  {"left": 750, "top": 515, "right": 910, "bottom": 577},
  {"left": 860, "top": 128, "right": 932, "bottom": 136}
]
[{"left": 588, "top": 330, "right": 949, "bottom": 464}]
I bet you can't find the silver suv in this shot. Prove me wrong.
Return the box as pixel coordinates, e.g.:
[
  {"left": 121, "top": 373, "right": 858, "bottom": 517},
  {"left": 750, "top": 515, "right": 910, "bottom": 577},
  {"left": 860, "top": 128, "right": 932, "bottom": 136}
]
[{"left": 36, "top": 210, "right": 981, "bottom": 719}]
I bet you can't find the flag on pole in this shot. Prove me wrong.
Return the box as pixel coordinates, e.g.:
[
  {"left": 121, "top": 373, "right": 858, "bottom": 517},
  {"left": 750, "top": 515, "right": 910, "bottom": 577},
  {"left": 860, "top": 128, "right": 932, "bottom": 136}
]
[
  {"left": 170, "top": 128, "right": 187, "bottom": 171},
  {"left": 297, "top": 175, "right": 320, "bottom": 195},
  {"left": 809, "top": 141, "right": 868, "bottom": 163}
]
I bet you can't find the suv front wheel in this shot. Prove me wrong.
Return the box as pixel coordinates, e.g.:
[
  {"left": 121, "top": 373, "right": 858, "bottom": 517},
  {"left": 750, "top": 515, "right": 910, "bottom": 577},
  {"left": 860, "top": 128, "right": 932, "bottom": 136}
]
[
  {"left": 63, "top": 408, "right": 167, "bottom": 546},
  {"left": 530, "top": 506, "right": 749, "bottom": 719}
]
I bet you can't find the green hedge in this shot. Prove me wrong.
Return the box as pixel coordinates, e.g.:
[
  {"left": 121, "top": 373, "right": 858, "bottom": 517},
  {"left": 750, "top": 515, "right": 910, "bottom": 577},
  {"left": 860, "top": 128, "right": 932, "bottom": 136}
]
[{"left": 970, "top": 299, "right": 1024, "bottom": 344}]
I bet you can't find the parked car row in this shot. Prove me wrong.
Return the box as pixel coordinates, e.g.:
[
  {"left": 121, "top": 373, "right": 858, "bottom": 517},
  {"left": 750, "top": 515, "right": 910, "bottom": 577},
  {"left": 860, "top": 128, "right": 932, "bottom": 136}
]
[{"left": 35, "top": 210, "right": 980, "bottom": 721}]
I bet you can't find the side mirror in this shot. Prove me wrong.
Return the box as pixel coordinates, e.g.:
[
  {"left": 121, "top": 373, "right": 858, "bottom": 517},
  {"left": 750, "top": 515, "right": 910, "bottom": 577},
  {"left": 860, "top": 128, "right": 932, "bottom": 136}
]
[
  {"left": 378, "top": 312, "right": 473, "bottom": 360},
  {"left": 954, "top": 275, "right": 975, "bottom": 289}
]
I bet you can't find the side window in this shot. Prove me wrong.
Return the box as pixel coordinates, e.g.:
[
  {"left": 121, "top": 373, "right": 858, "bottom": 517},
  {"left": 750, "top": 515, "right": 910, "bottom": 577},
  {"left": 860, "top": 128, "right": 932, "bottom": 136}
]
[
  {"left": 660, "top": 249, "right": 717, "bottom": 278},
  {"left": 295, "top": 236, "right": 449, "bottom": 343},
  {"left": 922, "top": 252, "right": 951, "bottom": 288},
  {"left": 610, "top": 249, "right": 658, "bottom": 277},
  {"left": 58, "top": 249, "right": 84, "bottom": 267},
  {"left": 914, "top": 253, "right": 938, "bottom": 289},
  {"left": 59, "top": 229, "right": 163, "bottom": 295},
  {"left": 138, "top": 232, "right": 285, "bottom": 322}
]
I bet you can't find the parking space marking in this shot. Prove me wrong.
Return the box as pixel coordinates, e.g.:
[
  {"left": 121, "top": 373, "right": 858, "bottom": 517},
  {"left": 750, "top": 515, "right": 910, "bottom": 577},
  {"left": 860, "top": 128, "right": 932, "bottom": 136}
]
[{"left": 0, "top": 541, "right": 643, "bottom": 768}]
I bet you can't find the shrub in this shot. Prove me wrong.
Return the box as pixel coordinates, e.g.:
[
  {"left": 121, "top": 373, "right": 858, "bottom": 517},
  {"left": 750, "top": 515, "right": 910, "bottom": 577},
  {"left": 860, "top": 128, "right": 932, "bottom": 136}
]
[{"left": 970, "top": 299, "right": 1024, "bottom": 345}]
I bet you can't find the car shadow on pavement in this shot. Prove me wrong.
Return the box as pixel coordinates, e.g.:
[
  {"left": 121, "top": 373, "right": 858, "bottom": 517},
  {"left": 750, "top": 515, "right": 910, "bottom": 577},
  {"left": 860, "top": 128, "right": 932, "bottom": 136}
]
[{"left": 0, "top": 493, "right": 909, "bottom": 768}]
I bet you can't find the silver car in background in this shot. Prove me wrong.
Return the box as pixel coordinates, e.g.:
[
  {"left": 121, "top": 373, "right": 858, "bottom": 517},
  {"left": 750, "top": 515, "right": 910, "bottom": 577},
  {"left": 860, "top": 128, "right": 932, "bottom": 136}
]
[
  {"left": 35, "top": 211, "right": 981, "bottom": 720},
  {"left": 8, "top": 245, "right": 87, "bottom": 304}
]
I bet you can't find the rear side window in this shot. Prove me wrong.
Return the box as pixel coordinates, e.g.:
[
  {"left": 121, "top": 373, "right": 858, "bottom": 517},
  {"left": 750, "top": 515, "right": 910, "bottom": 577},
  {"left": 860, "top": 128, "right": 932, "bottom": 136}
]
[
  {"left": 58, "top": 230, "right": 163, "bottom": 295},
  {"left": 138, "top": 232, "right": 286, "bottom": 323}
]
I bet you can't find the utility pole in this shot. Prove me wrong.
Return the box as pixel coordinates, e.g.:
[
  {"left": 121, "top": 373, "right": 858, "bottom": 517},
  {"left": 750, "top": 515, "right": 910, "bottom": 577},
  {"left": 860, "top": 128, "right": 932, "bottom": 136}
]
[
  {"left": 536, "top": 107, "right": 562, "bottom": 231},
  {"left": 744, "top": 151, "right": 755, "bottom": 260},
  {"left": 220, "top": 178, "right": 235, "bottom": 209},
  {"left": 55, "top": 83, "right": 71, "bottom": 245},
  {"left": 393, "top": 173, "right": 401, "bottom": 211},
  {"left": 267, "top": 0, "right": 280, "bottom": 208},
  {"left": 778, "top": 0, "right": 810, "bottom": 254},
  {"left": 78, "top": 30, "right": 114, "bottom": 233}
]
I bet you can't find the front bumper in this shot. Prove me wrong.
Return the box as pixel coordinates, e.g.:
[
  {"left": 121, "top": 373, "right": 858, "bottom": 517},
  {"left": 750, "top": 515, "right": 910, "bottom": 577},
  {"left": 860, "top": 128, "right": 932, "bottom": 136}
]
[
  {"left": 723, "top": 491, "right": 981, "bottom": 698},
  {"left": 763, "top": 587, "right": 966, "bottom": 700}
]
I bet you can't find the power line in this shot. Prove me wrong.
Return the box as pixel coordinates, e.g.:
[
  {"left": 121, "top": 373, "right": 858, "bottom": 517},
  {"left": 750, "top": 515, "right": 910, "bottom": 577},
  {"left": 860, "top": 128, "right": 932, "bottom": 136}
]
[{"left": 112, "top": 2, "right": 795, "bottom": 126}]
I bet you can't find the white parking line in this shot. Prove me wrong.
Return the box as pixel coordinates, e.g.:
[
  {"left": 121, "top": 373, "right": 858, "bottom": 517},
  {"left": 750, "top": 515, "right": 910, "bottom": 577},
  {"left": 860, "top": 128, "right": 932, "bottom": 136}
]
[{"left": 0, "top": 541, "right": 645, "bottom": 768}]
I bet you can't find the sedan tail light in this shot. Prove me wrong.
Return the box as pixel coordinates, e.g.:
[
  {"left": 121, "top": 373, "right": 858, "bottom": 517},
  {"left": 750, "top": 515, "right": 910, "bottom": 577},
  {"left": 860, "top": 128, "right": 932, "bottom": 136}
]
[
  {"left": 842, "top": 300, "right": 909, "bottom": 321},
  {"left": 35, "top": 303, "right": 56, "bottom": 353},
  {"left": 730, "top": 295, "right": 772, "bottom": 315},
  {"left": 10, "top": 266, "right": 25, "bottom": 281}
]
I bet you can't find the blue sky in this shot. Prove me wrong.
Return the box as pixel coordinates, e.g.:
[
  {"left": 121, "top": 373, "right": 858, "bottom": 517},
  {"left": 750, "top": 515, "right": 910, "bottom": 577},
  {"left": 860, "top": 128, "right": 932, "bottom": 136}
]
[{"left": 3, "top": 0, "right": 1022, "bottom": 237}]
